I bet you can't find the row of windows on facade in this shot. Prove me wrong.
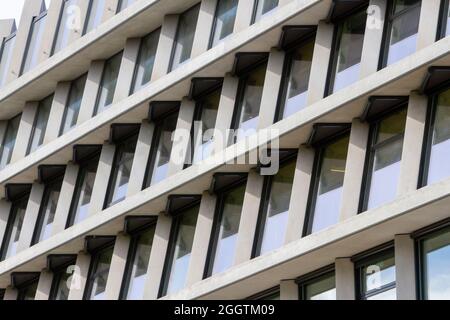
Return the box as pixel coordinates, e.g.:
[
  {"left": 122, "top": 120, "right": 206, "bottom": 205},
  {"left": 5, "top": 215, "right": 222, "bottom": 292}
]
[
  {"left": 1, "top": 0, "right": 449, "bottom": 171},
  {"left": 0, "top": 0, "right": 279, "bottom": 90},
  {"left": 1, "top": 217, "right": 450, "bottom": 301}
]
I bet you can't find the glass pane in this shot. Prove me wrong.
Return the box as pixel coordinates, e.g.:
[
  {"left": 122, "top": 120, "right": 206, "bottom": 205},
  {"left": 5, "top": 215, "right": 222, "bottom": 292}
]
[
  {"left": 94, "top": 53, "right": 122, "bottom": 115},
  {"left": 281, "top": 39, "right": 314, "bottom": 119},
  {"left": 362, "top": 255, "right": 396, "bottom": 294},
  {"left": 212, "top": 184, "right": 245, "bottom": 275},
  {"left": 211, "top": 0, "right": 238, "bottom": 47},
  {"left": 235, "top": 63, "right": 267, "bottom": 142},
  {"left": 126, "top": 227, "right": 155, "bottom": 300},
  {"left": 118, "top": 0, "right": 136, "bottom": 12},
  {"left": 393, "top": 0, "right": 421, "bottom": 14},
  {"left": 332, "top": 10, "right": 367, "bottom": 93},
  {"left": 0, "top": 115, "right": 21, "bottom": 170},
  {"left": 171, "top": 5, "right": 200, "bottom": 71},
  {"left": 428, "top": 89, "right": 450, "bottom": 185},
  {"left": 107, "top": 135, "right": 138, "bottom": 207},
  {"left": 367, "top": 287, "right": 397, "bottom": 300},
  {"left": 88, "top": 246, "right": 114, "bottom": 300},
  {"left": 37, "top": 183, "right": 62, "bottom": 242},
  {"left": 131, "top": 30, "right": 160, "bottom": 93},
  {"left": 27, "top": 95, "right": 53, "bottom": 155},
  {"left": 386, "top": 1, "right": 420, "bottom": 66},
  {"left": 305, "top": 273, "right": 336, "bottom": 300},
  {"left": 5, "top": 199, "right": 28, "bottom": 259},
  {"left": 311, "top": 135, "right": 349, "bottom": 233},
  {"left": 446, "top": 2, "right": 450, "bottom": 37},
  {"left": 71, "top": 161, "right": 98, "bottom": 225},
  {"left": 192, "top": 89, "right": 220, "bottom": 163},
  {"left": 165, "top": 205, "right": 199, "bottom": 296},
  {"left": 422, "top": 228, "right": 450, "bottom": 300},
  {"left": 54, "top": 268, "right": 72, "bottom": 300},
  {"left": 0, "top": 35, "right": 16, "bottom": 88},
  {"left": 21, "top": 281, "right": 38, "bottom": 300},
  {"left": 254, "top": 0, "right": 279, "bottom": 22},
  {"left": 84, "top": 0, "right": 106, "bottom": 34},
  {"left": 258, "top": 160, "right": 295, "bottom": 255},
  {"left": 53, "top": 0, "right": 78, "bottom": 54},
  {"left": 60, "top": 74, "right": 87, "bottom": 134},
  {"left": 22, "top": 14, "right": 47, "bottom": 75},
  {"left": 149, "top": 113, "right": 178, "bottom": 186}
]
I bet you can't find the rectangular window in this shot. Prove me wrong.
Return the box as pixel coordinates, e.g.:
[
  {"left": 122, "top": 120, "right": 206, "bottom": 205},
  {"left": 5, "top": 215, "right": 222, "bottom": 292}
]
[
  {"left": 423, "top": 87, "right": 450, "bottom": 186},
  {"left": 60, "top": 74, "right": 87, "bottom": 135},
  {"left": 52, "top": 0, "right": 78, "bottom": 55},
  {"left": 117, "top": 0, "right": 136, "bottom": 12},
  {"left": 105, "top": 131, "right": 138, "bottom": 208},
  {"left": 298, "top": 269, "right": 336, "bottom": 300},
  {"left": 67, "top": 154, "right": 99, "bottom": 227},
  {"left": 84, "top": 0, "right": 106, "bottom": 35},
  {"left": 254, "top": 156, "right": 295, "bottom": 256},
  {"left": 355, "top": 248, "right": 396, "bottom": 300},
  {"left": 170, "top": 4, "right": 200, "bottom": 71},
  {"left": 131, "top": 29, "right": 160, "bottom": 94},
  {"left": 210, "top": 0, "right": 238, "bottom": 48},
  {"left": 441, "top": 0, "right": 450, "bottom": 38},
  {"left": 121, "top": 224, "right": 155, "bottom": 300},
  {"left": 84, "top": 243, "right": 114, "bottom": 300},
  {"left": 27, "top": 94, "right": 53, "bottom": 155},
  {"left": 207, "top": 181, "right": 246, "bottom": 276},
  {"left": 49, "top": 259, "right": 76, "bottom": 300},
  {"left": 32, "top": 177, "right": 64, "bottom": 244},
  {"left": 306, "top": 133, "right": 350, "bottom": 234},
  {"left": 361, "top": 107, "right": 407, "bottom": 211},
  {"left": 0, "top": 33, "right": 16, "bottom": 88},
  {"left": 0, "top": 114, "right": 21, "bottom": 170},
  {"left": 328, "top": 8, "right": 367, "bottom": 94},
  {"left": 160, "top": 204, "right": 199, "bottom": 297},
  {"left": 145, "top": 111, "right": 179, "bottom": 187},
  {"left": 0, "top": 195, "right": 30, "bottom": 261},
  {"left": 277, "top": 37, "right": 314, "bottom": 120},
  {"left": 21, "top": 12, "right": 47, "bottom": 75},
  {"left": 232, "top": 61, "right": 267, "bottom": 142},
  {"left": 17, "top": 278, "right": 39, "bottom": 300},
  {"left": 253, "top": 0, "right": 279, "bottom": 23},
  {"left": 382, "top": 0, "right": 421, "bottom": 67},
  {"left": 191, "top": 87, "right": 221, "bottom": 164},
  {"left": 417, "top": 224, "right": 450, "bottom": 300},
  {"left": 94, "top": 52, "right": 122, "bottom": 115}
]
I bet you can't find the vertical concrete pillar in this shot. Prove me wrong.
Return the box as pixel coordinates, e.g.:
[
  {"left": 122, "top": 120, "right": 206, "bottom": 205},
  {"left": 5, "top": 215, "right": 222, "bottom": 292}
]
[
  {"left": 67, "top": 251, "right": 91, "bottom": 300},
  {"left": 103, "top": 0, "right": 121, "bottom": 22},
  {"left": 0, "top": 200, "right": 12, "bottom": 241},
  {"left": 395, "top": 234, "right": 417, "bottom": 300},
  {"left": 77, "top": 60, "right": 104, "bottom": 124},
  {"left": 335, "top": 258, "right": 355, "bottom": 300},
  {"left": 35, "top": 269, "right": 54, "bottom": 300},
  {"left": 186, "top": 192, "right": 217, "bottom": 286},
  {"left": 7, "top": 0, "right": 45, "bottom": 81},
  {"left": 234, "top": 171, "right": 264, "bottom": 265},
  {"left": 143, "top": 213, "right": 172, "bottom": 300},
  {"left": 51, "top": 163, "right": 79, "bottom": 235},
  {"left": 167, "top": 98, "right": 195, "bottom": 176},
  {"left": 3, "top": 286, "right": 18, "bottom": 300},
  {"left": 340, "top": 119, "right": 369, "bottom": 220},
  {"left": 151, "top": 15, "right": 178, "bottom": 81},
  {"left": 88, "top": 143, "right": 115, "bottom": 216},
  {"left": 258, "top": 48, "right": 285, "bottom": 129},
  {"left": 17, "top": 182, "right": 45, "bottom": 252},
  {"left": 397, "top": 93, "right": 427, "bottom": 196},
  {"left": 44, "top": 81, "right": 71, "bottom": 143},
  {"left": 360, "top": 0, "right": 387, "bottom": 78},
  {"left": 234, "top": 0, "right": 254, "bottom": 32},
  {"left": 39, "top": 0, "right": 64, "bottom": 61},
  {"left": 280, "top": 280, "right": 299, "bottom": 300},
  {"left": 284, "top": 146, "right": 315, "bottom": 243},
  {"left": 417, "top": 0, "right": 442, "bottom": 50},
  {"left": 104, "top": 233, "right": 131, "bottom": 300},
  {"left": 127, "top": 121, "right": 154, "bottom": 197},
  {"left": 113, "top": 38, "right": 140, "bottom": 102},
  {"left": 306, "top": 21, "right": 334, "bottom": 105},
  {"left": 212, "top": 74, "right": 239, "bottom": 153},
  {"left": 10, "top": 102, "right": 39, "bottom": 163},
  {"left": 191, "top": 0, "right": 218, "bottom": 57}
]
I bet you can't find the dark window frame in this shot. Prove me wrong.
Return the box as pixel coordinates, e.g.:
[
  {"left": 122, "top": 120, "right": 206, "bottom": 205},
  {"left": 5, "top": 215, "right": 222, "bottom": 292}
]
[
  {"left": 59, "top": 73, "right": 88, "bottom": 136},
  {"left": 50, "top": 0, "right": 72, "bottom": 56},
  {"left": 0, "top": 113, "right": 22, "bottom": 167},
  {"left": 246, "top": 286, "right": 280, "bottom": 300},
  {"left": 437, "top": 0, "right": 450, "bottom": 40},
  {"left": 20, "top": 10, "right": 48, "bottom": 76},
  {"left": 251, "top": 0, "right": 279, "bottom": 24},
  {"left": 16, "top": 276, "right": 40, "bottom": 300},
  {"left": 296, "top": 264, "right": 335, "bottom": 300},
  {"left": 26, "top": 94, "right": 54, "bottom": 155},
  {"left": 49, "top": 257, "right": 77, "bottom": 300},
  {"left": 208, "top": 0, "right": 238, "bottom": 49}
]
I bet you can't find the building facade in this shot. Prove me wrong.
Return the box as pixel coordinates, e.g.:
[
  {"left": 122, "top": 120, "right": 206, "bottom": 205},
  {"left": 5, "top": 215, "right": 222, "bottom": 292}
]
[{"left": 0, "top": 0, "right": 448, "bottom": 300}]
